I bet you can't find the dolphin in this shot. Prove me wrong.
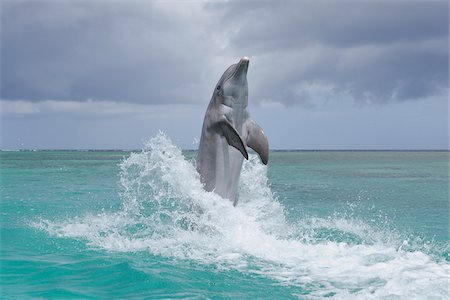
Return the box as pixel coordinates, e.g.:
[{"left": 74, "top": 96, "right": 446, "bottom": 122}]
[{"left": 196, "top": 57, "right": 269, "bottom": 205}]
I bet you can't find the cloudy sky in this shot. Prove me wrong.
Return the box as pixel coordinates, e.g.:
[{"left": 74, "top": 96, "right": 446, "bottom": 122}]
[{"left": 1, "top": 0, "right": 448, "bottom": 150}]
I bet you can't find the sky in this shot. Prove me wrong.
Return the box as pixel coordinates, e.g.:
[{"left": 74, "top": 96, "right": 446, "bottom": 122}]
[{"left": 1, "top": 0, "right": 449, "bottom": 150}]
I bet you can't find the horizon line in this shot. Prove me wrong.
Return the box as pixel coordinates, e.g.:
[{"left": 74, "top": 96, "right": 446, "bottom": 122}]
[{"left": 1, "top": 148, "right": 449, "bottom": 152}]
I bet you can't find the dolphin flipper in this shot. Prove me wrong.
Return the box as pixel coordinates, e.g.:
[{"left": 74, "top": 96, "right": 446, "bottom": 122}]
[
  {"left": 245, "top": 119, "right": 269, "bottom": 165},
  {"left": 216, "top": 116, "right": 249, "bottom": 160}
]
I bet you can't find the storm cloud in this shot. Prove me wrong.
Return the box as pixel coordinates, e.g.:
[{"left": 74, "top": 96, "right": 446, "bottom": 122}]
[
  {"left": 1, "top": 0, "right": 448, "bottom": 107},
  {"left": 1, "top": 1, "right": 224, "bottom": 104},
  {"left": 207, "top": 0, "right": 448, "bottom": 106}
]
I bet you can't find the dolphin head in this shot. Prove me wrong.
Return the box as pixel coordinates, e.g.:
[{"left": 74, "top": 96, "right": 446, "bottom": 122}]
[{"left": 214, "top": 57, "right": 249, "bottom": 108}]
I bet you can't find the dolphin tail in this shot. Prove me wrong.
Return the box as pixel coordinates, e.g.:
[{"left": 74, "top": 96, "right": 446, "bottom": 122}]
[{"left": 245, "top": 119, "right": 269, "bottom": 165}]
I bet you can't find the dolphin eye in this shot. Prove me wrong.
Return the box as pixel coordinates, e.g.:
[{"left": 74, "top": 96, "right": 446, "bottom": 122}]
[{"left": 216, "top": 85, "right": 221, "bottom": 90}]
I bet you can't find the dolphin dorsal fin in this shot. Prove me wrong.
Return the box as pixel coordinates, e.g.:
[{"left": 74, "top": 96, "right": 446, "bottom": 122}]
[
  {"left": 215, "top": 116, "right": 249, "bottom": 160},
  {"left": 245, "top": 119, "right": 269, "bottom": 165}
]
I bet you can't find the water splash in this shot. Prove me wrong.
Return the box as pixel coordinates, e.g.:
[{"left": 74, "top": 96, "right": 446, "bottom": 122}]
[{"left": 34, "top": 132, "right": 450, "bottom": 299}]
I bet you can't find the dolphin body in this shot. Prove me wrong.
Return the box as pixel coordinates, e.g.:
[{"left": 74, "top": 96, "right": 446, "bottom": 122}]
[{"left": 197, "top": 57, "right": 269, "bottom": 205}]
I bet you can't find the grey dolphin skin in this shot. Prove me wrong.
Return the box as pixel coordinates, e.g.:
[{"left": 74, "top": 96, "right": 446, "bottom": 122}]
[{"left": 197, "top": 57, "right": 269, "bottom": 205}]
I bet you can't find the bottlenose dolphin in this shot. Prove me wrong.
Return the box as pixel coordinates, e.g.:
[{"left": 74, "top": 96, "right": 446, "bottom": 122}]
[{"left": 197, "top": 57, "right": 269, "bottom": 205}]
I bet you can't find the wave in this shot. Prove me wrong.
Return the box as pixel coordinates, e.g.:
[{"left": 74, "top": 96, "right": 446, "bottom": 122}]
[{"left": 34, "top": 132, "right": 450, "bottom": 299}]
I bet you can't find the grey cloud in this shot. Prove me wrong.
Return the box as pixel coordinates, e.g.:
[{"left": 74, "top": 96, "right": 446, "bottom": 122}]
[
  {"left": 1, "top": 0, "right": 448, "bottom": 107},
  {"left": 208, "top": 1, "right": 448, "bottom": 49},
  {"left": 207, "top": 0, "right": 449, "bottom": 105},
  {"left": 1, "top": 1, "right": 222, "bottom": 104}
]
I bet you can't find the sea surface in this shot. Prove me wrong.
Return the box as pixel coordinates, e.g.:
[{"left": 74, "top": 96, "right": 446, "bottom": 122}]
[{"left": 1, "top": 133, "right": 449, "bottom": 299}]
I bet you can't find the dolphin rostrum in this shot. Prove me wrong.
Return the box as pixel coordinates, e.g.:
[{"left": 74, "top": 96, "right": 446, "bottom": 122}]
[{"left": 197, "top": 57, "right": 269, "bottom": 205}]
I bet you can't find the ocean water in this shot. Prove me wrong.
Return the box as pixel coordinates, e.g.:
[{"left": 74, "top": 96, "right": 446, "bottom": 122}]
[{"left": 1, "top": 133, "right": 449, "bottom": 299}]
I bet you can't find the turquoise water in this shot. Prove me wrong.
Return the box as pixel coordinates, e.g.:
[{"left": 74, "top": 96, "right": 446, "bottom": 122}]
[{"left": 1, "top": 133, "right": 449, "bottom": 299}]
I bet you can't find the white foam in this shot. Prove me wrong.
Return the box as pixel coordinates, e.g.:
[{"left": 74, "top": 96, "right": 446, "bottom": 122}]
[{"left": 34, "top": 132, "right": 450, "bottom": 299}]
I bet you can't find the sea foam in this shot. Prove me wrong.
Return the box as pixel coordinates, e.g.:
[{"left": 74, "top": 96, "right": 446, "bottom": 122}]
[{"left": 35, "top": 132, "right": 450, "bottom": 299}]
